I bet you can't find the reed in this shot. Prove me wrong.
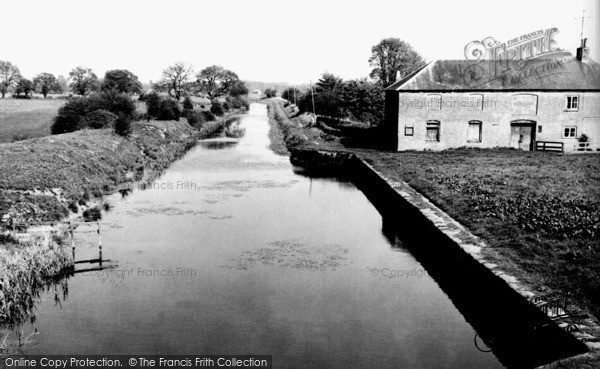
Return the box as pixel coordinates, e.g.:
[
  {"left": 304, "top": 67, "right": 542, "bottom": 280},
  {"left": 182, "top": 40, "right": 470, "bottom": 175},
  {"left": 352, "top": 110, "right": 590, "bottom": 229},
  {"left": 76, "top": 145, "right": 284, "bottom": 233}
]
[{"left": 0, "top": 235, "right": 72, "bottom": 329}]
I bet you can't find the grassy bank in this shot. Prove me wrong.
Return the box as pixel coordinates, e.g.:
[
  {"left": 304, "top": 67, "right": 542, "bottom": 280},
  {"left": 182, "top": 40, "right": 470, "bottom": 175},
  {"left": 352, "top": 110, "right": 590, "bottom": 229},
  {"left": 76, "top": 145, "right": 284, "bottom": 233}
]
[
  {"left": 0, "top": 119, "right": 197, "bottom": 225},
  {"left": 0, "top": 99, "right": 65, "bottom": 143},
  {"left": 263, "top": 99, "right": 290, "bottom": 155}
]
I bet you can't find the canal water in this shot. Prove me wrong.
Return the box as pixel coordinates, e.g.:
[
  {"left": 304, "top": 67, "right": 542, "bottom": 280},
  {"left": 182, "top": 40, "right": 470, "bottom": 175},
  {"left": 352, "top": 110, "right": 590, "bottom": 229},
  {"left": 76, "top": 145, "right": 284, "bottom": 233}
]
[{"left": 22, "top": 104, "right": 503, "bottom": 368}]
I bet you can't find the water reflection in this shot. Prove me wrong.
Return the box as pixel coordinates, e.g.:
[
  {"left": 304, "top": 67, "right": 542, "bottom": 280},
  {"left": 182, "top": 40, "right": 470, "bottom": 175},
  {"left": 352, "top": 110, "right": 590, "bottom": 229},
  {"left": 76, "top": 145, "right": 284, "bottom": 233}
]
[{"left": 0, "top": 277, "right": 70, "bottom": 356}]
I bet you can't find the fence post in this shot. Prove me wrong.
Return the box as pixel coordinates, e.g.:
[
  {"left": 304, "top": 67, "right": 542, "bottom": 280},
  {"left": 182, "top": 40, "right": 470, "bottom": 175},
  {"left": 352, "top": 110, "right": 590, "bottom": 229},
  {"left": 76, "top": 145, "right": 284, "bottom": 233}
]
[
  {"left": 70, "top": 221, "right": 75, "bottom": 261},
  {"left": 98, "top": 221, "right": 102, "bottom": 266}
]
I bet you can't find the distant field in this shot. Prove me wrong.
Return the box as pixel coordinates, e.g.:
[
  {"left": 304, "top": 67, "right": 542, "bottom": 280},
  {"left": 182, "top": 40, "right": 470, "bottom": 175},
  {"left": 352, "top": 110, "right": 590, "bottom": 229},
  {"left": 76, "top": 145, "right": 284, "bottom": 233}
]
[{"left": 0, "top": 98, "right": 65, "bottom": 143}]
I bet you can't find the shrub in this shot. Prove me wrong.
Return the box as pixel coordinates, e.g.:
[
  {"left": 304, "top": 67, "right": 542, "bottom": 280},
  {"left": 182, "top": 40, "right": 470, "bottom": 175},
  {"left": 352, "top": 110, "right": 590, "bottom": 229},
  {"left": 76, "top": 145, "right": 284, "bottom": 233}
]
[
  {"left": 184, "top": 109, "right": 205, "bottom": 129},
  {"left": 226, "top": 95, "right": 247, "bottom": 110},
  {"left": 114, "top": 114, "right": 132, "bottom": 136},
  {"left": 98, "top": 90, "right": 136, "bottom": 117},
  {"left": 82, "top": 109, "right": 116, "bottom": 129},
  {"left": 285, "top": 131, "right": 308, "bottom": 147},
  {"left": 264, "top": 88, "right": 277, "bottom": 98},
  {"left": 68, "top": 201, "right": 79, "bottom": 213},
  {"left": 157, "top": 98, "right": 181, "bottom": 121},
  {"left": 145, "top": 92, "right": 181, "bottom": 121},
  {"left": 51, "top": 97, "right": 90, "bottom": 134},
  {"left": 201, "top": 110, "right": 216, "bottom": 122},
  {"left": 182, "top": 96, "right": 194, "bottom": 110},
  {"left": 210, "top": 100, "right": 225, "bottom": 116},
  {"left": 51, "top": 92, "right": 136, "bottom": 134},
  {"left": 145, "top": 91, "right": 162, "bottom": 118},
  {"left": 83, "top": 206, "right": 102, "bottom": 222}
]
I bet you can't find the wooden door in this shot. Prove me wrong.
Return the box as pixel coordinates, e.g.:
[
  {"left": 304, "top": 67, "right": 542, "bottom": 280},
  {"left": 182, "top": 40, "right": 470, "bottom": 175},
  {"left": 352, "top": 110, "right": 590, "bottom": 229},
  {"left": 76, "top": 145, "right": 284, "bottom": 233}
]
[
  {"left": 510, "top": 125, "right": 533, "bottom": 151},
  {"left": 519, "top": 126, "right": 532, "bottom": 151}
]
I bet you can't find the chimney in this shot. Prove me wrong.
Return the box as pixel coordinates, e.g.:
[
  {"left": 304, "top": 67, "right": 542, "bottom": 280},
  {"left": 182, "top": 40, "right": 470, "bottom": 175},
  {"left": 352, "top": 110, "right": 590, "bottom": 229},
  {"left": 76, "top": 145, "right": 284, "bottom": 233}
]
[{"left": 576, "top": 38, "right": 589, "bottom": 62}]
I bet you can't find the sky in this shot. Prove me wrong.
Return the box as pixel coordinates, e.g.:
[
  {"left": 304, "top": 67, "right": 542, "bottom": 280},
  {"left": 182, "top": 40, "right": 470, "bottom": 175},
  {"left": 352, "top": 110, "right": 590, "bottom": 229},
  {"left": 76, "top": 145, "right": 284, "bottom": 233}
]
[{"left": 1, "top": 0, "right": 599, "bottom": 85}]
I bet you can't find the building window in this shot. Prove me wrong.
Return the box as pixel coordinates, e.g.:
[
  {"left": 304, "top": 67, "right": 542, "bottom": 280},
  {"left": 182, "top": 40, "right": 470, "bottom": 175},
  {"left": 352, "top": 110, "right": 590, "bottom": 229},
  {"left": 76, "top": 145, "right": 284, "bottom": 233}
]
[
  {"left": 563, "top": 127, "right": 577, "bottom": 138},
  {"left": 467, "top": 121, "right": 482, "bottom": 142},
  {"left": 566, "top": 96, "right": 579, "bottom": 111},
  {"left": 426, "top": 120, "right": 440, "bottom": 142},
  {"left": 404, "top": 126, "right": 414, "bottom": 136},
  {"left": 538, "top": 126, "right": 543, "bottom": 133}
]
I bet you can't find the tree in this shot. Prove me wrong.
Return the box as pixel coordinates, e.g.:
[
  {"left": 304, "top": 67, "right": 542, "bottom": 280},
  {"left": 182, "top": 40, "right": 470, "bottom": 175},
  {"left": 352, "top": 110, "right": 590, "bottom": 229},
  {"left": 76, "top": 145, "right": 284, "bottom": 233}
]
[
  {"left": 315, "top": 73, "right": 343, "bottom": 93},
  {"left": 264, "top": 88, "right": 277, "bottom": 98},
  {"left": 157, "top": 62, "right": 194, "bottom": 101},
  {"left": 56, "top": 75, "right": 68, "bottom": 94},
  {"left": 196, "top": 65, "right": 246, "bottom": 98},
  {"left": 14, "top": 78, "right": 35, "bottom": 98},
  {"left": 0, "top": 61, "right": 21, "bottom": 98},
  {"left": 69, "top": 67, "right": 100, "bottom": 96},
  {"left": 341, "top": 78, "right": 384, "bottom": 126},
  {"left": 228, "top": 79, "right": 248, "bottom": 97},
  {"left": 281, "top": 87, "right": 301, "bottom": 103},
  {"left": 101, "top": 69, "right": 142, "bottom": 94},
  {"left": 308, "top": 73, "right": 344, "bottom": 117},
  {"left": 369, "top": 38, "right": 425, "bottom": 87},
  {"left": 33, "top": 73, "right": 59, "bottom": 98}
]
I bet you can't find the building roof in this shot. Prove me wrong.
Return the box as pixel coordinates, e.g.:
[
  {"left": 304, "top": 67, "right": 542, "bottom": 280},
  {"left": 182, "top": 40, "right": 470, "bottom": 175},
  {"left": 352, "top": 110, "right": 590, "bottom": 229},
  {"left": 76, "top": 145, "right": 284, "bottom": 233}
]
[{"left": 385, "top": 52, "right": 600, "bottom": 92}]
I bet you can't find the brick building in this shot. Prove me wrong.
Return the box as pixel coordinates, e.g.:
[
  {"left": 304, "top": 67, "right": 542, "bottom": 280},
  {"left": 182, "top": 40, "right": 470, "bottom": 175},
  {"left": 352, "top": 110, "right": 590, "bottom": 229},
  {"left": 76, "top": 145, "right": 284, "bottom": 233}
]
[{"left": 383, "top": 46, "right": 600, "bottom": 152}]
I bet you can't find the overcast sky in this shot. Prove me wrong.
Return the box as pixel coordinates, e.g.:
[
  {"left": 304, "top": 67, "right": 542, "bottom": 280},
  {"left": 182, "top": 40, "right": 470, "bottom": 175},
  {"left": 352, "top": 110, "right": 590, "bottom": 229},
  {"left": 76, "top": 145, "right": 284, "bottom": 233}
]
[{"left": 2, "top": 0, "right": 598, "bottom": 85}]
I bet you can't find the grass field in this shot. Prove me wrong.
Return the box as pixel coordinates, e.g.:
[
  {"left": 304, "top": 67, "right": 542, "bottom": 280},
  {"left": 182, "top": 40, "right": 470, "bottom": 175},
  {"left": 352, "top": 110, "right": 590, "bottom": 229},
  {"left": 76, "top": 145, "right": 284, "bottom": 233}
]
[
  {"left": 359, "top": 149, "right": 600, "bottom": 318},
  {"left": 0, "top": 99, "right": 65, "bottom": 143}
]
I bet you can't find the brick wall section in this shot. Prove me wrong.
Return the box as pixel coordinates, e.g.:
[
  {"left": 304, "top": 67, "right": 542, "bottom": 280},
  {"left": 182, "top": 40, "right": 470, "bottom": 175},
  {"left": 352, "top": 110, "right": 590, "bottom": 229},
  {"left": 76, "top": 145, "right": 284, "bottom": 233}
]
[{"left": 391, "top": 91, "right": 600, "bottom": 151}]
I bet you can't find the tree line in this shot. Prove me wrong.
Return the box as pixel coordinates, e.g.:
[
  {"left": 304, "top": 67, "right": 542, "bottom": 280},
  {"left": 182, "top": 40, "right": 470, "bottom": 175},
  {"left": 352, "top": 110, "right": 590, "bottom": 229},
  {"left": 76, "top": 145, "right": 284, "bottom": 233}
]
[
  {"left": 17, "top": 62, "right": 250, "bottom": 138},
  {"left": 0, "top": 61, "right": 248, "bottom": 101},
  {"left": 280, "top": 37, "right": 425, "bottom": 126}
]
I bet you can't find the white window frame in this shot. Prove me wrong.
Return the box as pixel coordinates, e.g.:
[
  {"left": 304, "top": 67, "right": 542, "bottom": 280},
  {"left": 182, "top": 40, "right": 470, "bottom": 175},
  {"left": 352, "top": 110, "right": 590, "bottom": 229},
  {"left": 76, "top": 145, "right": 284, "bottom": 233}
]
[
  {"left": 404, "top": 126, "right": 414, "bottom": 136},
  {"left": 563, "top": 126, "right": 577, "bottom": 138},
  {"left": 467, "top": 120, "right": 482, "bottom": 143},
  {"left": 426, "top": 120, "right": 440, "bottom": 142},
  {"left": 566, "top": 95, "right": 579, "bottom": 111}
]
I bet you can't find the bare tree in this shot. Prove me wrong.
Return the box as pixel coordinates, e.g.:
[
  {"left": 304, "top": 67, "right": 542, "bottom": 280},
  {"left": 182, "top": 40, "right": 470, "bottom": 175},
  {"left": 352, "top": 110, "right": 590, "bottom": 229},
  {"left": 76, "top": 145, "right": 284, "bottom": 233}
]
[
  {"left": 156, "top": 62, "right": 194, "bottom": 101},
  {"left": 0, "top": 61, "right": 21, "bottom": 98}
]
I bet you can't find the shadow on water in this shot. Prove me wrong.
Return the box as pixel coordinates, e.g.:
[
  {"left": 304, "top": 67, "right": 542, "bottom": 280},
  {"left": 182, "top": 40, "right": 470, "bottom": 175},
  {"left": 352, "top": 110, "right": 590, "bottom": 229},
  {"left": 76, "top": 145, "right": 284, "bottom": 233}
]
[
  {"left": 349, "top": 168, "right": 589, "bottom": 368},
  {"left": 291, "top": 166, "right": 356, "bottom": 189},
  {"left": 198, "top": 140, "right": 239, "bottom": 150}
]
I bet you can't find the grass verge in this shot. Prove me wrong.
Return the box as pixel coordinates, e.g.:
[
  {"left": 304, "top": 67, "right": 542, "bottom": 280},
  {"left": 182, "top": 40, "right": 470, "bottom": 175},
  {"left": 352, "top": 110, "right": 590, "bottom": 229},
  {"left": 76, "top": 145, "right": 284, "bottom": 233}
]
[{"left": 0, "top": 99, "right": 65, "bottom": 143}]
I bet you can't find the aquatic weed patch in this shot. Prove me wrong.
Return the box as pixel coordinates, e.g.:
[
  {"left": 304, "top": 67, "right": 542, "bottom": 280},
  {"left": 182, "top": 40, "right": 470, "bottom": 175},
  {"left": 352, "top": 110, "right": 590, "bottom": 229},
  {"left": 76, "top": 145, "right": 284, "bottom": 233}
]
[{"left": 225, "top": 240, "right": 350, "bottom": 271}]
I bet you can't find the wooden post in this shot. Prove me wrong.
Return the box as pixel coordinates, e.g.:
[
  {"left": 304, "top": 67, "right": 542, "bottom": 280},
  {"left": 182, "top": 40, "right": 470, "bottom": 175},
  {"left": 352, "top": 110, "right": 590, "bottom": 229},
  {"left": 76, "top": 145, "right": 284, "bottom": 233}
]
[
  {"left": 310, "top": 80, "right": 316, "bottom": 115},
  {"left": 98, "top": 221, "right": 102, "bottom": 266},
  {"left": 70, "top": 221, "right": 75, "bottom": 261}
]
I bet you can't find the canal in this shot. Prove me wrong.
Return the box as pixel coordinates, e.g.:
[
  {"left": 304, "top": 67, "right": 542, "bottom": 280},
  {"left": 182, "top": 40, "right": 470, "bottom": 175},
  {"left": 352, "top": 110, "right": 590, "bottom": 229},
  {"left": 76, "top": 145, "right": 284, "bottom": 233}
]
[{"left": 19, "top": 104, "right": 504, "bottom": 368}]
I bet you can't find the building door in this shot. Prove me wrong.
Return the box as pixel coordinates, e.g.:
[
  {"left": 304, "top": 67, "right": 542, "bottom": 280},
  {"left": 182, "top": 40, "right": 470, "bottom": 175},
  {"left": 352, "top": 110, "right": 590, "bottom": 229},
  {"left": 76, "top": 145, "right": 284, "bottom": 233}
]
[{"left": 510, "top": 122, "right": 535, "bottom": 151}]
